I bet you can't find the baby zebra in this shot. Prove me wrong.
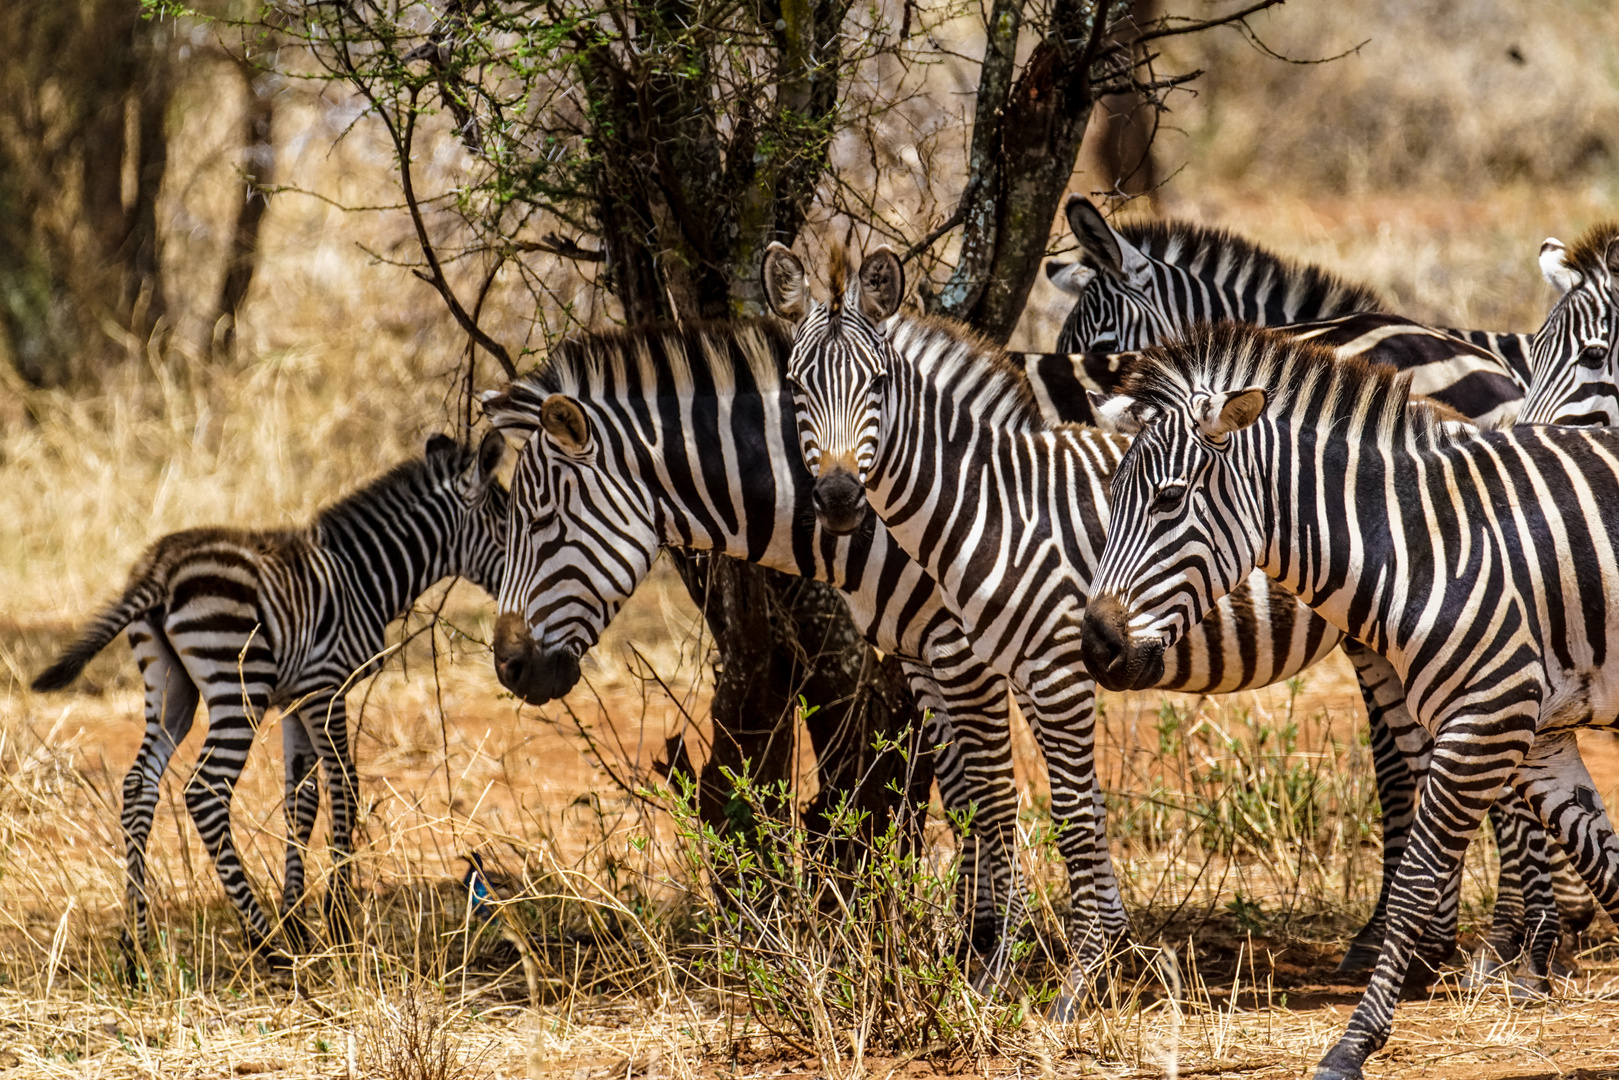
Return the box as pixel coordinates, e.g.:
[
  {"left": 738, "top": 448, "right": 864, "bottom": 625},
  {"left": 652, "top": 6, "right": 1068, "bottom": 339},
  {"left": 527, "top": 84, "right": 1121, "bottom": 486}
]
[{"left": 31, "top": 433, "right": 508, "bottom": 966}]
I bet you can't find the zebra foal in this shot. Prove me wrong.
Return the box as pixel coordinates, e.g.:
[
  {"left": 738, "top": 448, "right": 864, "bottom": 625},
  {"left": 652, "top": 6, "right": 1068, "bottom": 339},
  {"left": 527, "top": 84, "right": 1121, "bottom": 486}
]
[
  {"left": 1080, "top": 324, "right": 1619, "bottom": 1080},
  {"left": 31, "top": 434, "right": 508, "bottom": 965}
]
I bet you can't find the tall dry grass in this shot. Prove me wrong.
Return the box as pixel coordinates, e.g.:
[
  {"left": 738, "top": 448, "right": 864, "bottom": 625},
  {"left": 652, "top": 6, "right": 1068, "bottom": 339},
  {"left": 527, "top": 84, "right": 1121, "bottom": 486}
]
[{"left": 1, "top": 2, "right": 1619, "bottom": 1077}]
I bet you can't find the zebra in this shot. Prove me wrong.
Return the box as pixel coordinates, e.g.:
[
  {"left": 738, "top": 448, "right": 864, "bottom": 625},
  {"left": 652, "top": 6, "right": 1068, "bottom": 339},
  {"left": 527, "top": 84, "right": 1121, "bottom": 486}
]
[
  {"left": 30, "top": 433, "right": 509, "bottom": 966},
  {"left": 478, "top": 322, "right": 1033, "bottom": 974},
  {"left": 1046, "top": 195, "right": 1533, "bottom": 417},
  {"left": 1077, "top": 322, "right": 1619, "bottom": 1080},
  {"left": 475, "top": 318, "right": 1363, "bottom": 1006},
  {"left": 1031, "top": 204, "right": 1596, "bottom": 974},
  {"left": 1520, "top": 223, "right": 1619, "bottom": 425},
  {"left": 761, "top": 242, "right": 1587, "bottom": 1005}
]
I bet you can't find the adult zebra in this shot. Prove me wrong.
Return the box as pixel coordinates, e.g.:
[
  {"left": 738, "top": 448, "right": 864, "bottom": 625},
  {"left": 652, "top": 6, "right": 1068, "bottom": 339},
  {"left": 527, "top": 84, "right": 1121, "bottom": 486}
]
[
  {"left": 1520, "top": 223, "right": 1619, "bottom": 425},
  {"left": 477, "top": 318, "right": 1388, "bottom": 1006},
  {"left": 763, "top": 243, "right": 1583, "bottom": 1005},
  {"left": 1078, "top": 323, "right": 1619, "bottom": 1080},
  {"left": 1026, "top": 204, "right": 1595, "bottom": 971},
  {"left": 31, "top": 434, "right": 509, "bottom": 966},
  {"left": 1041, "top": 196, "right": 1530, "bottom": 424}
]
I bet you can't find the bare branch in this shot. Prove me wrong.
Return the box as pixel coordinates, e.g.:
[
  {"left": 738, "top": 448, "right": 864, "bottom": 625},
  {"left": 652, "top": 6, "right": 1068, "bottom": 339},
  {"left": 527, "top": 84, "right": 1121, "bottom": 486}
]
[
  {"left": 900, "top": 204, "right": 966, "bottom": 264},
  {"left": 514, "top": 232, "right": 605, "bottom": 263},
  {"left": 1133, "top": 0, "right": 1286, "bottom": 44}
]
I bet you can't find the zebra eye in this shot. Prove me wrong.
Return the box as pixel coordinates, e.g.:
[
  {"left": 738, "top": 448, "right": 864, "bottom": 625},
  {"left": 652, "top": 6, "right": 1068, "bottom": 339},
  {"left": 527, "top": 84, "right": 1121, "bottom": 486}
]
[
  {"left": 1151, "top": 483, "right": 1186, "bottom": 513},
  {"left": 1580, "top": 342, "right": 1610, "bottom": 367},
  {"left": 870, "top": 371, "right": 888, "bottom": 393}
]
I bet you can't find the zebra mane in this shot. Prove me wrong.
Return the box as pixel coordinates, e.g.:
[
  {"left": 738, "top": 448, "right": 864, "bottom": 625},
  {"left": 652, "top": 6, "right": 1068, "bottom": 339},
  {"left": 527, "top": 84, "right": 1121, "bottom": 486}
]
[
  {"left": 313, "top": 441, "right": 468, "bottom": 533},
  {"left": 886, "top": 315, "right": 1046, "bottom": 431},
  {"left": 525, "top": 319, "right": 793, "bottom": 398},
  {"left": 1563, "top": 221, "right": 1619, "bottom": 277},
  {"left": 1116, "top": 219, "right": 1387, "bottom": 317},
  {"left": 1121, "top": 322, "right": 1460, "bottom": 448}
]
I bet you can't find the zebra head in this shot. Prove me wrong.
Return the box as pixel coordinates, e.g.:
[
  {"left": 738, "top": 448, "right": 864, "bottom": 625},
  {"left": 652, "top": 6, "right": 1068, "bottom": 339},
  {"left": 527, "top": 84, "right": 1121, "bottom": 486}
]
[
  {"left": 1051, "top": 196, "right": 1176, "bottom": 357},
  {"left": 437, "top": 430, "right": 511, "bottom": 597},
  {"left": 762, "top": 241, "right": 901, "bottom": 535},
  {"left": 481, "top": 384, "right": 660, "bottom": 705},
  {"left": 1521, "top": 227, "right": 1619, "bottom": 425},
  {"left": 1080, "top": 333, "right": 1274, "bottom": 692}
]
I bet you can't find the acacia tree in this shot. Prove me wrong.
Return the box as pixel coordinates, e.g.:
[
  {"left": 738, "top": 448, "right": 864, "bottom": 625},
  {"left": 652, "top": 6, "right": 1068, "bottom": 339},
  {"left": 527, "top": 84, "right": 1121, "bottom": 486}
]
[{"left": 218, "top": 0, "right": 1288, "bottom": 846}]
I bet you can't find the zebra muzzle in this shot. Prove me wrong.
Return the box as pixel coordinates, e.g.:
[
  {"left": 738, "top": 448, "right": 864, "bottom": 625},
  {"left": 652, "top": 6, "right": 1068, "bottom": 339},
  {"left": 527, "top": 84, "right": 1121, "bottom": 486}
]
[
  {"left": 811, "top": 467, "right": 869, "bottom": 535},
  {"left": 1079, "top": 596, "right": 1165, "bottom": 693},
  {"left": 493, "top": 613, "right": 583, "bottom": 704}
]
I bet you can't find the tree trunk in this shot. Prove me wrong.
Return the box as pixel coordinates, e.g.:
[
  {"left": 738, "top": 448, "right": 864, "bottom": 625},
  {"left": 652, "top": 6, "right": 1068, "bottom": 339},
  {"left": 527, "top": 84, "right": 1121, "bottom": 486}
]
[
  {"left": 674, "top": 554, "right": 932, "bottom": 862},
  {"left": 214, "top": 62, "right": 276, "bottom": 352},
  {"left": 930, "top": 0, "right": 1109, "bottom": 344}
]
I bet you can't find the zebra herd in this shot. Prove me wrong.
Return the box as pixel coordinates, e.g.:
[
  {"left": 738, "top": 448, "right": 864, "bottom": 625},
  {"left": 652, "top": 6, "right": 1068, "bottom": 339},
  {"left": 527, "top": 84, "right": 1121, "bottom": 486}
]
[{"left": 30, "top": 206, "right": 1619, "bottom": 1078}]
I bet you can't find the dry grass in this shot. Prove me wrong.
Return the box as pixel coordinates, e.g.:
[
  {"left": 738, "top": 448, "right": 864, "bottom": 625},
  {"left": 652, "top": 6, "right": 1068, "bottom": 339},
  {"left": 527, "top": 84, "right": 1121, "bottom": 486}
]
[{"left": 3, "top": 1, "right": 1619, "bottom": 1077}]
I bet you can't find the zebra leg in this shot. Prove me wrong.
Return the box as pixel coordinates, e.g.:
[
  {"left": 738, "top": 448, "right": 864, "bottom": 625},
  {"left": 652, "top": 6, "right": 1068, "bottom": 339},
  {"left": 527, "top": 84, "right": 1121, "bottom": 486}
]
[
  {"left": 120, "top": 619, "right": 200, "bottom": 967},
  {"left": 1013, "top": 672, "right": 1127, "bottom": 1017},
  {"left": 896, "top": 656, "right": 1023, "bottom": 977},
  {"left": 1512, "top": 731, "right": 1619, "bottom": 937},
  {"left": 1339, "top": 644, "right": 1420, "bottom": 971},
  {"left": 183, "top": 643, "right": 285, "bottom": 967},
  {"left": 1458, "top": 792, "right": 1562, "bottom": 996},
  {"left": 1549, "top": 835, "right": 1598, "bottom": 937},
  {"left": 305, "top": 692, "right": 359, "bottom": 946},
  {"left": 1316, "top": 723, "right": 1533, "bottom": 1080},
  {"left": 1340, "top": 645, "right": 1467, "bottom": 979},
  {"left": 279, "top": 711, "right": 322, "bottom": 951}
]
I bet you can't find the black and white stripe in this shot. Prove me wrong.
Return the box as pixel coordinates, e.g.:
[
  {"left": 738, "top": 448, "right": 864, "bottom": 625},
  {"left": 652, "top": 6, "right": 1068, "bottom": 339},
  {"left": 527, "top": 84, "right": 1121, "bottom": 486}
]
[
  {"left": 479, "top": 322, "right": 1034, "bottom": 972},
  {"left": 760, "top": 244, "right": 1579, "bottom": 1007},
  {"left": 32, "top": 434, "right": 508, "bottom": 964},
  {"left": 481, "top": 313, "right": 1332, "bottom": 1004},
  {"left": 1521, "top": 225, "right": 1619, "bottom": 425},
  {"left": 1080, "top": 323, "right": 1619, "bottom": 1080},
  {"left": 1047, "top": 197, "right": 1533, "bottom": 416}
]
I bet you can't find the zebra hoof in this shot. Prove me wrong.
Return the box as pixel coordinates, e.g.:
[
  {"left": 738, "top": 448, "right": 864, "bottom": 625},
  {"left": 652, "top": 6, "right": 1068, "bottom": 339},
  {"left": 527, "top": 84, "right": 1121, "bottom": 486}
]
[
  {"left": 1335, "top": 941, "right": 1382, "bottom": 974},
  {"left": 1312, "top": 1066, "right": 1365, "bottom": 1080},
  {"left": 1045, "top": 992, "right": 1082, "bottom": 1023},
  {"left": 1458, "top": 946, "right": 1514, "bottom": 990},
  {"left": 1507, "top": 971, "right": 1551, "bottom": 1005},
  {"left": 1313, "top": 1045, "right": 1367, "bottom": 1080}
]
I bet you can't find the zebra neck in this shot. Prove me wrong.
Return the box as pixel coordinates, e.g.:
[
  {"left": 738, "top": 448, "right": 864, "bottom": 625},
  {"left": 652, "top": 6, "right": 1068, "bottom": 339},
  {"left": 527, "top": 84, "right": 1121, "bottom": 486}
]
[
  {"left": 868, "top": 362, "right": 1121, "bottom": 598},
  {"left": 1251, "top": 431, "right": 1404, "bottom": 664},
  {"left": 627, "top": 393, "right": 827, "bottom": 578},
  {"left": 320, "top": 508, "right": 449, "bottom": 624}
]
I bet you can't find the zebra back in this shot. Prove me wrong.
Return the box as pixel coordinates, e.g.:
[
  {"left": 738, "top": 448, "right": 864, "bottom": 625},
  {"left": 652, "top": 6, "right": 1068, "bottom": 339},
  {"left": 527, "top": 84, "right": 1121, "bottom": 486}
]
[
  {"left": 1049, "top": 196, "right": 1532, "bottom": 396},
  {"left": 1015, "top": 311, "right": 1523, "bottom": 431},
  {"left": 33, "top": 434, "right": 509, "bottom": 694}
]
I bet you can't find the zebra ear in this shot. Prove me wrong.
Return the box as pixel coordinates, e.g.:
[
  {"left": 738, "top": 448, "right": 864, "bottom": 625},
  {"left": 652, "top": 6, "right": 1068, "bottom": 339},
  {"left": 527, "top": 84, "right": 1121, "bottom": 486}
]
[
  {"left": 479, "top": 388, "right": 541, "bottom": 435},
  {"left": 1045, "top": 260, "right": 1096, "bottom": 296},
  {"left": 476, "top": 430, "right": 507, "bottom": 478},
  {"left": 1197, "top": 387, "right": 1268, "bottom": 441},
  {"left": 1089, "top": 392, "right": 1152, "bottom": 435},
  {"left": 540, "top": 394, "right": 592, "bottom": 454},
  {"left": 1065, "top": 195, "right": 1151, "bottom": 287},
  {"left": 1540, "top": 239, "right": 1579, "bottom": 295},
  {"left": 425, "top": 433, "right": 458, "bottom": 457},
  {"left": 856, "top": 246, "right": 904, "bottom": 322},
  {"left": 762, "top": 242, "right": 809, "bottom": 320}
]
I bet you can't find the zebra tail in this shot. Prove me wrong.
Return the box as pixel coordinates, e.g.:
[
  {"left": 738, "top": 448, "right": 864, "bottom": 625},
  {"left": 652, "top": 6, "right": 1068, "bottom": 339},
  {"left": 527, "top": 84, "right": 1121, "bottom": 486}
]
[{"left": 30, "top": 572, "right": 165, "bottom": 692}]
